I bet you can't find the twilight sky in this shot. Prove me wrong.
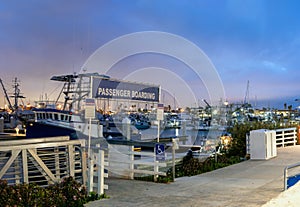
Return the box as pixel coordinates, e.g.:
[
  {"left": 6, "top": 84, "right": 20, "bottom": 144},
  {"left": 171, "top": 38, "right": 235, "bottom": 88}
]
[{"left": 1, "top": 0, "right": 300, "bottom": 109}]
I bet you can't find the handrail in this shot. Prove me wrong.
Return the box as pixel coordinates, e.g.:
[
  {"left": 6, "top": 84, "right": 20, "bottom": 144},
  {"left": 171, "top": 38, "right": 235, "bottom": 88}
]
[{"left": 284, "top": 162, "right": 300, "bottom": 190}]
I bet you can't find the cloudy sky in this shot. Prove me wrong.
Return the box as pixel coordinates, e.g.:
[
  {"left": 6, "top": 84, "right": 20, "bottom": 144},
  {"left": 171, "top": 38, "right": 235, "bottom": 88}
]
[{"left": 1, "top": 0, "right": 300, "bottom": 109}]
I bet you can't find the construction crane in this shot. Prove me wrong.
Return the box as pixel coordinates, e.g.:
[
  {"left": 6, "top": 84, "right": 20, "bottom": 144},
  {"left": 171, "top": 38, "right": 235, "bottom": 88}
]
[{"left": 0, "top": 78, "right": 14, "bottom": 111}]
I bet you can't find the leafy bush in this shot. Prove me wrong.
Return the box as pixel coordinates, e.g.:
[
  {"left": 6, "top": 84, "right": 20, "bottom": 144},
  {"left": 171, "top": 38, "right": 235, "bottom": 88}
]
[
  {"left": 165, "top": 122, "right": 297, "bottom": 180},
  {"left": 226, "top": 122, "right": 295, "bottom": 158},
  {"left": 0, "top": 177, "right": 104, "bottom": 207},
  {"left": 159, "top": 153, "right": 241, "bottom": 180}
]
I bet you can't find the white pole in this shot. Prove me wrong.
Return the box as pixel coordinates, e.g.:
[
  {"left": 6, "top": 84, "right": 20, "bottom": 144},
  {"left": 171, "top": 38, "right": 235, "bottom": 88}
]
[
  {"left": 88, "top": 159, "right": 94, "bottom": 192},
  {"left": 157, "top": 120, "right": 160, "bottom": 143},
  {"left": 88, "top": 117, "right": 92, "bottom": 192},
  {"left": 154, "top": 147, "right": 158, "bottom": 182},
  {"left": 88, "top": 117, "right": 92, "bottom": 159},
  {"left": 172, "top": 141, "right": 175, "bottom": 181}
]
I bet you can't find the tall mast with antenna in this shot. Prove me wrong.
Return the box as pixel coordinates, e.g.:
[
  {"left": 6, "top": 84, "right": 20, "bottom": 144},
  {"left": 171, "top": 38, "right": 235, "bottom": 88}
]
[
  {"left": 244, "top": 80, "right": 250, "bottom": 105},
  {"left": 10, "top": 77, "right": 25, "bottom": 110}
]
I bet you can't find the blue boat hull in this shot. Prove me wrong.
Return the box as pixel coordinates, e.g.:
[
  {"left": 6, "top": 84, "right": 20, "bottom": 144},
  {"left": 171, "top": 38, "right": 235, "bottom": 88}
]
[{"left": 26, "top": 122, "right": 78, "bottom": 139}]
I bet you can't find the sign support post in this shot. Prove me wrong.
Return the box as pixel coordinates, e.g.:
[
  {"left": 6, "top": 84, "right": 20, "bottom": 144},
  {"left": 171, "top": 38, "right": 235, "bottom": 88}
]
[
  {"left": 85, "top": 98, "right": 96, "bottom": 192},
  {"left": 172, "top": 138, "right": 179, "bottom": 181},
  {"left": 157, "top": 121, "right": 160, "bottom": 143},
  {"left": 157, "top": 104, "right": 164, "bottom": 142}
]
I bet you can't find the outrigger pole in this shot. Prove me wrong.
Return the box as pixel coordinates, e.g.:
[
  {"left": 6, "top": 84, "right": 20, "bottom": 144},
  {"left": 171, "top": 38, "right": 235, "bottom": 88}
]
[{"left": 0, "top": 78, "right": 14, "bottom": 111}]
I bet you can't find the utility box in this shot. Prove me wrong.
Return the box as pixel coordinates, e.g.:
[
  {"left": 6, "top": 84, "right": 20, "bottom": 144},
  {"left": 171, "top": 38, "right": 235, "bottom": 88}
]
[{"left": 249, "top": 129, "right": 277, "bottom": 160}]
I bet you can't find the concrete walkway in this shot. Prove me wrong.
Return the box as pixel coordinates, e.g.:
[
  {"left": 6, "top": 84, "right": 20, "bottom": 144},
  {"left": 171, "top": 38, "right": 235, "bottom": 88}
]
[{"left": 86, "top": 146, "right": 300, "bottom": 207}]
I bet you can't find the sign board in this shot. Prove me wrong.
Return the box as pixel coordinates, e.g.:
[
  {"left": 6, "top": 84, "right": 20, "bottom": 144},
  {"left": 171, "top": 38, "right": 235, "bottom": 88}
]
[
  {"left": 85, "top": 98, "right": 96, "bottom": 119},
  {"left": 92, "top": 77, "right": 160, "bottom": 102},
  {"left": 155, "top": 143, "right": 165, "bottom": 161},
  {"left": 172, "top": 138, "right": 180, "bottom": 150},
  {"left": 157, "top": 103, "right": 164, "bottom": 120},
  {"left": 157, "top": 109, "right": 164, "bottom": 121}
]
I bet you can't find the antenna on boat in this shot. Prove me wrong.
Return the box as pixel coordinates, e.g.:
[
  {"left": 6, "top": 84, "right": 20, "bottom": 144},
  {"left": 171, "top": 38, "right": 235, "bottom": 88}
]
[
  {"left": 50, "top": 74, "right": 78, "bottom": 111},
  {"left": 10, "top": 77, "right": 26, "bottom": 110}
]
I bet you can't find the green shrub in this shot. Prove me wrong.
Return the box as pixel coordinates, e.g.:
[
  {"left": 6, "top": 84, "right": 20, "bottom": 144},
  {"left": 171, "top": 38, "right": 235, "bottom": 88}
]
[
  {"left": 171, "top": 153, "right": 241, "bottom": 178},
  {"left": 0, "top": 177, "right": 103, "bottom": 207}
]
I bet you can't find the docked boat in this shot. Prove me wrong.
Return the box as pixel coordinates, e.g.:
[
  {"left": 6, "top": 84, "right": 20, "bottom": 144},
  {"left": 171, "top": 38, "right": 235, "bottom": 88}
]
[
  {"left": 26, "top": 108, "right": 102, "bottom": 139},
  {"left": 25, "top": 73, "right": 145, "bottom": 140},
  {"left": 164, "top": 113, "right": 181, "bottom": 129},
  {"left": 129, "top": 113, "right": 151, "bottom": 130},
  {"left": 134, "top": 120, "right": 151, "bottom": 130},
  {"left": 25, "top": 73, "right": 105, "bottom": 139}
]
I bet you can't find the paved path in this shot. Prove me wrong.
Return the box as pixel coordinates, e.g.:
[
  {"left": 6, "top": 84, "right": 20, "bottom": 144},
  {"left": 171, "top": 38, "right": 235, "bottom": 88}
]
[{"left": 86, "top": 146, "right": 300, "bottom": 207}]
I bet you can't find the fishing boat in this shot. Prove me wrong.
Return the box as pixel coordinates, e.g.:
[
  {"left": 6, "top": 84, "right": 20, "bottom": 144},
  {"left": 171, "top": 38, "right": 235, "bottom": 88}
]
[
  {"left": 25, "top": 73, "right": 105, "bottom": 139},
  {"left": 26, "top": 108, "right": 102, "bottom": 139}
]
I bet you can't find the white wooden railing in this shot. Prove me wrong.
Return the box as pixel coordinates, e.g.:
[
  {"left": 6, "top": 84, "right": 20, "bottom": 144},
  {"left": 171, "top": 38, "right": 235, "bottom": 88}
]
[
  {"left": 107, "top": 142, "right": 170, "bottom": 181},
  {"left": 0, "top": 136, "right": 86, "bottom": 186},
  {"left": 127, "top": 146, "right": 167, "bottom": 181},
  {"left": 87, "top": 144, "right": 109, "bottom": 195},
  {"left": 246, "top": 127, "right": 298, "bottom": 155},
  {"left": 275, "top": 127, "right": 297, "bottom": 147}
]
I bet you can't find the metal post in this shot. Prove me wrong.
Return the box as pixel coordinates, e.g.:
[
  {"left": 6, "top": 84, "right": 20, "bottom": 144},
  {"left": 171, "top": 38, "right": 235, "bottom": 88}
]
[
  {"left": 283, "top": 162, "right": 300, "bottom": 190},
  {"left": 157, "top": 120, "right": 160, "bottom": 142},
  {"left": 88, "top": 158, "right": 94, "bottom": 192},
  {"left": 284, "top": 166, "right": 288, "bottom": 190},
  {"left": 172, "top": 141, "right": 175, "bottom": 181},
  {"left": 130, "top": 146, "right": 134, "bottom": 180},
  {"left": 88, "top": 118, "right": 92, "bottom": 159},
  {"left": 154, "top": 147, "right": 158, "bottom": 182},
  {"left": 87, "top": 117, "right": 93, "bottom": 192}
]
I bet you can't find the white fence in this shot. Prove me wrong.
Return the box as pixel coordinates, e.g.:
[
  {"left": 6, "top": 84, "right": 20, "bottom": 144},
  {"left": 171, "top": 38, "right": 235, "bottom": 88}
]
[
  {"left": 128, "top": 146, "right": 167, "bottom": 181},
  {"left": 0, "top": 136, "right": 111, "bottom": 196},
  {"left": 0, "top": 136, "right": 86, "bottom": 186},
  {"left": 247, "top": 127, "right": 298, "bottom": 155},
  {"left": 275, "top": 127, "right": 297, "bottom": 147},
  {"left": 107, "top": 142, "right": 174, "bottom": 181},
  {"left": 88, "top": 143, "right": 109, "bottom": 195}
]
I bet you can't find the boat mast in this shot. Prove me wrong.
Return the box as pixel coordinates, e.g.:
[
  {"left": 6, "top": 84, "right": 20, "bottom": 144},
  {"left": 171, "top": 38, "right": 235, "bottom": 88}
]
[
  {"left": 63, "top": 77, "right": 73, "bottom": 111},
  {"left": 10, "top": 77, "right": 25, "bottom": 110},
  {"left": 243, "top": 80, "right": 250, "bottom": 106},
  {"left": 0, "top": 78, "right": 13, "bottom": 111},
  {"left": 50, "top": 74, "right": 78, "bottom": 111}
]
